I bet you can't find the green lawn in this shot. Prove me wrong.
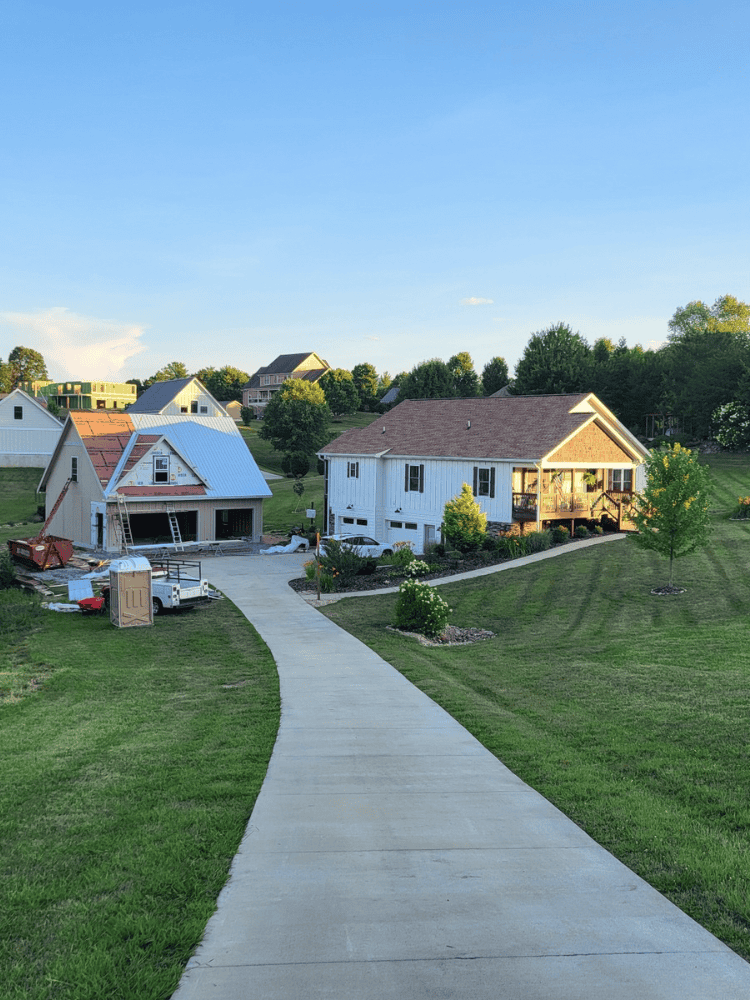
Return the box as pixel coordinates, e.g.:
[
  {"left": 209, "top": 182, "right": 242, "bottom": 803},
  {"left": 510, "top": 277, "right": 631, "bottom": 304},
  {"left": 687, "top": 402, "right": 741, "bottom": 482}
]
[
  {"left": 1, "top": 589, "right": 280, "bottom": 999},
  {"left": 0, "top": 468, "right": 45, "bottom": 547},
  {"left": 321, "top": 452, "right": 750, "bottom": 962},
  {"left": 240, "top": 411, "right": 378, "bottom": 536}
]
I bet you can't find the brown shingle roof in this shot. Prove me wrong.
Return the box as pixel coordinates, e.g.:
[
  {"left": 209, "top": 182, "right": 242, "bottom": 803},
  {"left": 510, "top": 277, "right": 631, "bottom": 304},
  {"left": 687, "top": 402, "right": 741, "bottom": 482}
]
[{"left": 320, "top": 395, "right": 598, "bottom": 460}]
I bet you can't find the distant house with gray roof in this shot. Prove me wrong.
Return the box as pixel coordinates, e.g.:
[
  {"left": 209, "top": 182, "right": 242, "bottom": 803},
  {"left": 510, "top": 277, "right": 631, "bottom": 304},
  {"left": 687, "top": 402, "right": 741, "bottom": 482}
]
[
  {"left": 128, "top": 377, "right": 230, "bottom": 418},
  {"left": 319, "top": 393, "right": 649, "bottom": 552},
  {"left": 242, "top": 353, "right": 330, "bottom": 417}
]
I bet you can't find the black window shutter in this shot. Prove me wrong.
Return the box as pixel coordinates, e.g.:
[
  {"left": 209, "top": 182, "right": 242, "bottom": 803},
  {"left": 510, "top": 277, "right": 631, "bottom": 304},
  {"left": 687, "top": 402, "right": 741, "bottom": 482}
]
[
  {"left": 472, "top": 467, "right": 478, "bottom": 496},
  {"left": 419, "top": 464, "right": 424, "bottom": 493},
  {"left": 405, "top": 463, "right": 409, "bottom": 491},
  {"left": 490, "top": 468, "right": 495, "bottom": 498}
]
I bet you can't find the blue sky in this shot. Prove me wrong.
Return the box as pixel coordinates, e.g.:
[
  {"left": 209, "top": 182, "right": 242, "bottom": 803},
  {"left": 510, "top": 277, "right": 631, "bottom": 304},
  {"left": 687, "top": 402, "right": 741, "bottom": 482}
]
[{"left": 1, "top": 1, "right": 748, "bottom": 384}]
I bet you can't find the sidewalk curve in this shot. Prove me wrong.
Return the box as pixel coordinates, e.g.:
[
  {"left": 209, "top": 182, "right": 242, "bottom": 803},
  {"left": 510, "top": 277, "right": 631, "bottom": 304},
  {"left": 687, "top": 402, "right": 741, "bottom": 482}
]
[{"left": 172, "top": 543, "right": 750, "bottom": 999}]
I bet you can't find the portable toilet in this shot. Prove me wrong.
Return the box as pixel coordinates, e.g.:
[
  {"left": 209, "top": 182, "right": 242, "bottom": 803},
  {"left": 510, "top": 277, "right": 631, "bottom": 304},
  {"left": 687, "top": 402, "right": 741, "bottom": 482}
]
[{"left": 109, "top": 556, "right": 152, "bottom": 628}]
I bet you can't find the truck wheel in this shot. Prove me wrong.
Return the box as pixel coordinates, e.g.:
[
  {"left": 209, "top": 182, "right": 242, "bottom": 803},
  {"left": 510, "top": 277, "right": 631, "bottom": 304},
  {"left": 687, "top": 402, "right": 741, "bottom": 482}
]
[{"left": 152, "top": 597, "right": 163, "bottom": 616}]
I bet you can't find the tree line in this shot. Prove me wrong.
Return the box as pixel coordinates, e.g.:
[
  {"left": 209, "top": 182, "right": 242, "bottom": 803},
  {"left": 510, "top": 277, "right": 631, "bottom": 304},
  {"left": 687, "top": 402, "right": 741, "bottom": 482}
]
[{"left": 4, "top": 293, "right": 750, "bottom": 442}]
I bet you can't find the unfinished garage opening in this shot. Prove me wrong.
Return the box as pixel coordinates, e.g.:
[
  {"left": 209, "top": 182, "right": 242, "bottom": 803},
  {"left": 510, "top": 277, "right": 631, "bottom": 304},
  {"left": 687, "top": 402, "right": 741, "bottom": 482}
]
[
  {"left": 128, "top": 511, "right": 197, "bottom": 545},
  {"left": 215, "top": 508, "right": 253, "bottom": 539}
]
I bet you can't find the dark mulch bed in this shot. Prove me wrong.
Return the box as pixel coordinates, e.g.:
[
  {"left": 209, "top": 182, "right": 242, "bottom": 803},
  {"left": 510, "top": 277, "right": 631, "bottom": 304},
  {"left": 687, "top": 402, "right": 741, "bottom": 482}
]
[{"left": 288, "top": 534, "right": 612, "bottom": 596}]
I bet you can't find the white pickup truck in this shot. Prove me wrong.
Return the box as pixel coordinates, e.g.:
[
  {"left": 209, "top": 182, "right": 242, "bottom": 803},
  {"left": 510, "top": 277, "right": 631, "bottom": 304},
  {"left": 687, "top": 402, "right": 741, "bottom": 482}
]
[{"left": 149, "top": 559, "right": 222, "bottom": 615}]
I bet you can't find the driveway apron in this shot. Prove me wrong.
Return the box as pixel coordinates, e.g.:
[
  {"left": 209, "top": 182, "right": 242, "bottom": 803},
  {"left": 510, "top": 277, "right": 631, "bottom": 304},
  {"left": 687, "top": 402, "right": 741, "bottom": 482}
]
[{"left": 173, "top": 546, "right": 750, "bottom": 999}]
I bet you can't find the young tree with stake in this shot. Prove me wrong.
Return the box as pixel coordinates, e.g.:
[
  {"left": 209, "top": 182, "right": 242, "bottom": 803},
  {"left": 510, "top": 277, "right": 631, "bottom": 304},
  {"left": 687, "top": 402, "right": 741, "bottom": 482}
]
[{"left": 630, "top": 444, "right": 712, "bottom": 592}]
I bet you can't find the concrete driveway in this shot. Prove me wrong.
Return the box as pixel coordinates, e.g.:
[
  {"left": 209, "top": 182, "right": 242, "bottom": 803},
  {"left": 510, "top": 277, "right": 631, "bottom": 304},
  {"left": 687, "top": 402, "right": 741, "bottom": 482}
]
[{"left": 172, "top": 544, "right": 750, "bottom": 999}]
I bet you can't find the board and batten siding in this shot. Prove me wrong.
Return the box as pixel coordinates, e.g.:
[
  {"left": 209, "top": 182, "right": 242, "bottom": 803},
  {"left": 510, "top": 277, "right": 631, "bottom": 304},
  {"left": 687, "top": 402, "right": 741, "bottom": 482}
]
[{"left": 382, "top": 458, "right": 514, "bottom": 523}]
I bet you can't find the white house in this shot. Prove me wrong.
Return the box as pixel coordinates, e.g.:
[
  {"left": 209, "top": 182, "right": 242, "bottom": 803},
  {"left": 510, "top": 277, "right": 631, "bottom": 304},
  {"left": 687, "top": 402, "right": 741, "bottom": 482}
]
[
  {"left": 39, "top": 405, "right": 271, "bottom": 553},
  {"left": 319, "top": 393, "right": 650, "bottom": 553},
  {"left": 0, "top": 388, "right": 63, "bottom": 468},
  {"left": 127, "top": 376, "right": 231, "bottom": 418}
]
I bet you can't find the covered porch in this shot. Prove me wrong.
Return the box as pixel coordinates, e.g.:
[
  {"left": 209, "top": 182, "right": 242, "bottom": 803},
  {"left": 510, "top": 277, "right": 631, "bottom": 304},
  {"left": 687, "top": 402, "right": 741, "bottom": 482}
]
[{"left": 511, "top": 466, "right": 637, "bottom": 531}]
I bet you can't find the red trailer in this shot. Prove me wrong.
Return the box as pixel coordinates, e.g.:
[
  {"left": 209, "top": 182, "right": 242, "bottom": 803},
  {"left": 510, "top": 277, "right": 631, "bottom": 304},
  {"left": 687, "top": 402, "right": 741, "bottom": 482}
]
[{"left": 7, "top": 478, "right": 75, "bottom": 570}]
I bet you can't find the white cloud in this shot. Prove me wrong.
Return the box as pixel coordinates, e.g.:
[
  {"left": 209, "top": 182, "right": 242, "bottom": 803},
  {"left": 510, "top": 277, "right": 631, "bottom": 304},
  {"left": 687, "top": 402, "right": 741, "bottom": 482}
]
[
  {"left": 365, "top": 335, "right": 380, "bottom": 341},
  {"left": 461, "top": 297, "right": 494, "bottom": 306},
  {"left": 0, "top": 307, "right": 147, "bottom": 381}
]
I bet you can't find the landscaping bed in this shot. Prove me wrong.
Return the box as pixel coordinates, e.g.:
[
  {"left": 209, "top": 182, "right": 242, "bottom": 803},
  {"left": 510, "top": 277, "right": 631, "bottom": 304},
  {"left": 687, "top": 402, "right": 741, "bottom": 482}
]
[{"left": 288, "top": 532, "right": 617, "bottom": 595}]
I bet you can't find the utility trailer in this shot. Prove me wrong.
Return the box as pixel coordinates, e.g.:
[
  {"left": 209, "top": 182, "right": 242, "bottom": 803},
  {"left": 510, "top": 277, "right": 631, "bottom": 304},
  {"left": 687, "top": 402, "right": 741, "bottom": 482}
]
[{"left": 149, "top": 559, "right": 222, "bottom": 615}]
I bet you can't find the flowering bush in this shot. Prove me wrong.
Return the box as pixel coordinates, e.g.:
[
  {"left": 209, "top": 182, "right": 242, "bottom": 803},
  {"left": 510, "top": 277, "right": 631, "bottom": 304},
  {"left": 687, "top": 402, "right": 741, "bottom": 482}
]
[
  {"left": 389, "top": 542, "right": 416, "bottom": 567},
  {"left": 712, "top": 401, "right": 750, "bottom": 451},
  {"left": 393, "top": 579, "right": 450, "bottom": 638},
  {"left": 732, "top": 496, "right": 750, "bottom": 519},
  {"left": 551, "top": 525, "right": 570, "bottom": 543},
  {"left": 403, "top": 558, "right": 430, "bottom": 577}
]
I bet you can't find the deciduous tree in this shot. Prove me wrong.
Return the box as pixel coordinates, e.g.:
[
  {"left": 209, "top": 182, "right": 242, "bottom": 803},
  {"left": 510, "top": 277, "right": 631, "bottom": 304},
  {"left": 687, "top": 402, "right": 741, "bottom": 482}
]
[
  {"left": 258, "top": 378, "right": 330, "bottom": 456},
  {"left": 195, "top": 365, "right": 249, "bottom": 402},
  {"left": 319, "top": 368, "right": 360, "bottom": 416},
  {"left": 397, "top": 359, "right": 455, "bottom": 403},
  {"left": 351, "top": 363, "right": 379, "bottom": 409},
  {"left": 145, "top": 361, "right": 189, "bottom": 387},
  {"left": 7, "top": 346, "right": 49, "bottom": 386},
  {"left": 448, "top": 352, "right": 480, "bottom": 397},
  {"left": 513, "top": 323, "right": 591, "bottom": 395},
  {"left": 630, "top": 444, "right": 712, "bottom": 591},
  {"left": 481, "top": 356, "right": 509, "bottom": 395}
]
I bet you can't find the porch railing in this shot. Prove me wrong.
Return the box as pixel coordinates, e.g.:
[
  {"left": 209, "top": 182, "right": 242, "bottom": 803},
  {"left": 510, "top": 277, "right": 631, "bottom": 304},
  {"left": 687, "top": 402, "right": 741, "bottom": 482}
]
[{"left": 513, "top": 490, "right": 636, "bottom": 520}]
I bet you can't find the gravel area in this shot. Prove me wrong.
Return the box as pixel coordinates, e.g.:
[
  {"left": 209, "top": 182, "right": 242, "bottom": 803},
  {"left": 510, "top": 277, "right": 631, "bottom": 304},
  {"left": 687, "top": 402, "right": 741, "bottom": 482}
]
[{"left": 385, "top": 624, "right": 496, "bottom": 647}]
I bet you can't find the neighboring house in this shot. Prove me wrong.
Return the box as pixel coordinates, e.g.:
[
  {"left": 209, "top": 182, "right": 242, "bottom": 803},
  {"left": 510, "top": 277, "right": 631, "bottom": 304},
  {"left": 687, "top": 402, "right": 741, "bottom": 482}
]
[
  {"left": 38, "top": 407, "right": 271, "bottom": 553},
  {"left": 242, "top": 353, "right": 330, "bottom": 417},
  {"left": 319, "top": 393, "right": 650, "bottom": 553},
  {"left": 379, "top": 385, "right": 400, "bottom": 409},
  {"left": 0, "top": 388, "right": 63, "bottom": 468},
  {"left": 21, "top": 380, "right": 139, "bottom": 410},
  {"left": 218, "top": 400, "right": 243, "bottom": 421},
  {"left": 127, "top": 377, "right": 230, "bottom": 417}
]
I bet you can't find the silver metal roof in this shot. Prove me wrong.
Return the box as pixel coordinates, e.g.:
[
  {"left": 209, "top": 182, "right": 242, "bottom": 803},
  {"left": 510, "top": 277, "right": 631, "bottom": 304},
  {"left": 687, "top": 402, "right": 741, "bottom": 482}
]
[{"left": 128, "top": 415, "right": 271, "bottom": 498}]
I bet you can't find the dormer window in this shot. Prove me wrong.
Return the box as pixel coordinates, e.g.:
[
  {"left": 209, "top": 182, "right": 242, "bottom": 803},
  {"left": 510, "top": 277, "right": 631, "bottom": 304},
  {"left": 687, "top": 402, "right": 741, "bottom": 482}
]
[{"left": 154, "top": 456, "right": 169, "bottom": 483}]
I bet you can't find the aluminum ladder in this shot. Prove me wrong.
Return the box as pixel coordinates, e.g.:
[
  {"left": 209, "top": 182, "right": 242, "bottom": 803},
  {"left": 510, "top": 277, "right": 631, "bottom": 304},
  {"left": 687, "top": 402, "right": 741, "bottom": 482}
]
[
  {"left": 116, "top": 494, "right": 134, "bottom": 553},
  {"left": 165, "top": 504, "right": 184, "bottom": 550}
]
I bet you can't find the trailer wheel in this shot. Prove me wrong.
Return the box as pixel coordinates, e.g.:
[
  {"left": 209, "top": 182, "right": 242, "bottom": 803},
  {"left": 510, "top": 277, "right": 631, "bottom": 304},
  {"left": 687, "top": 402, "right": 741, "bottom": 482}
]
[{"left": 152, "top": 597, "right": 163, "bottom": 616}]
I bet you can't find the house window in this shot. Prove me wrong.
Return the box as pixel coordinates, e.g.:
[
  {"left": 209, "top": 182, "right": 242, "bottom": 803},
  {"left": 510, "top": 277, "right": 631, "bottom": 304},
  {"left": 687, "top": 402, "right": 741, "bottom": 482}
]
[
  {"left": 343, "top": 516, "right": 355, "bottom": 524},
  {"left": 262, "top": 375, "right": 270, "bottom": 385},
  {"left": 200, "top": 405, "right": 208, "bottom": 413},
  {"left": 191, "top": 400, "right": 198, "bottom": 413},
  {"left": 154, "top": 456, "right": 169, "bottom": 483},
  {"left": 356, "top": 518, "right": 367, "bottom": 526},
  {"left": 180, "top": 406, "right": 188, "bottom": 413},
  {"left": 390, "top": 520, "right": 402, "bottom": 528},
  {"left": 608, "top": 469, "right": 633, "bottom": 491},
  {"left": 347, "top": 461, "right": 359, "bottom": 478},
  {"left": 404, "top": 522, "right": 418, "bottom": 530},
  {"left": 473, "top": 466, "right": 495, "bottom": 498},
  {"left": 13, "top": 406, "right": 22, "bottom": 420},
  {"left": 71, "top": 457, "right": 78, "bottom": 482},
  {"left": 96, "top": 399, "right": 106, "bottom": 409},
  {"left": 404, "top": 463, "right": 424, "bottom": 493}
]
